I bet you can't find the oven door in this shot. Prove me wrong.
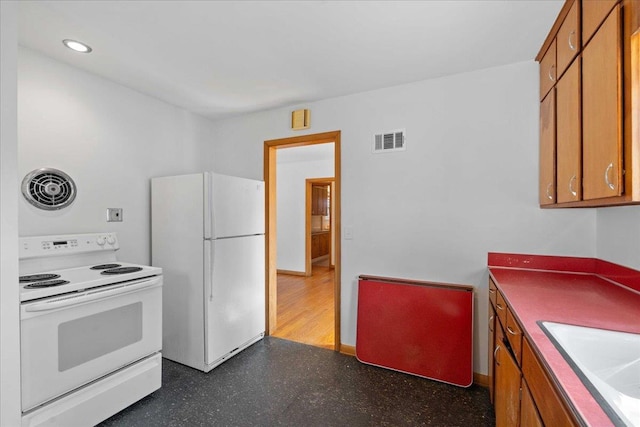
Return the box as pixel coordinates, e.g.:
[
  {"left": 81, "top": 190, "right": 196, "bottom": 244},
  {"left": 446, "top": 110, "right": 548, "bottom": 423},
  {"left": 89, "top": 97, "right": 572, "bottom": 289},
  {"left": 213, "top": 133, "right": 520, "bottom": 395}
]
[{"left": 20, "top": 276, "right": 162, "bottom": 412}]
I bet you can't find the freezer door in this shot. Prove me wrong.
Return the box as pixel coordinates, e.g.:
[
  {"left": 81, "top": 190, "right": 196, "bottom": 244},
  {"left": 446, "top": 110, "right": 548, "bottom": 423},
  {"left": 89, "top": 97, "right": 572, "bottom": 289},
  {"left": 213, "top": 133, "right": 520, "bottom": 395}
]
[
  {"left": 205, "top": 235, "right": 265, "bottom": 366},
  {"left": 206, "top": 173, "right": 265, "bottom": 239}
]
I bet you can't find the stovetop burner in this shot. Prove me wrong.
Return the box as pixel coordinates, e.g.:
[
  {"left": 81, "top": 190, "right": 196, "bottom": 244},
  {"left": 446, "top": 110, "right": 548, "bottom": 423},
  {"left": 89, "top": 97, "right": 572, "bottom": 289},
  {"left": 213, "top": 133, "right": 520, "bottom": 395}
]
[
  {"left": 19, "top": 273, "right": 61, "bottom": 283},
  {"left": 90, "top": 264, "right": 122, "bottom": 270},
  {"left": 101, "top": 267, "right": 144, "bottom": 275},
  {"left": 19, "top": 233, "right": 162, "bottom": 303},
  {"left": 24, "top": 279, "right": 70, "bottom": 288}
]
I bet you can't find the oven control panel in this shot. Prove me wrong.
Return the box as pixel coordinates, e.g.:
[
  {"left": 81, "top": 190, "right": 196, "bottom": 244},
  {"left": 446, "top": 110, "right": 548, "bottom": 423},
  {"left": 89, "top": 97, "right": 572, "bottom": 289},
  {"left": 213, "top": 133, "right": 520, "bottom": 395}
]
[{"left": 19, "top": 233, "right": 120, "bottom": 259}]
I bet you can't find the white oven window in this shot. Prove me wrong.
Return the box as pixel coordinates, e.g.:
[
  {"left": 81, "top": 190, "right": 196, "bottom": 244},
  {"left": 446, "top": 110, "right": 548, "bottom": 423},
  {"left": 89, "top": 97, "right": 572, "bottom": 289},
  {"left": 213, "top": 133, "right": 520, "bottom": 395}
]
[{"left": 58, "top": 302, "right": 143, "bottom": 371}]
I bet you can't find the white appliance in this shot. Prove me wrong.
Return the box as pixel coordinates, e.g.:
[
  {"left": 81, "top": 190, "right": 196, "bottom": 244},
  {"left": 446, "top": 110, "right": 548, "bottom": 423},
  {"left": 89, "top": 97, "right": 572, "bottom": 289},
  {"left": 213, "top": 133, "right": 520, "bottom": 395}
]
[
  {"left": 18, "top": 233, "right": 163, "bottom": 427},
  {"left": 151, "top": 172, "right": 265, "bottom": 372}
]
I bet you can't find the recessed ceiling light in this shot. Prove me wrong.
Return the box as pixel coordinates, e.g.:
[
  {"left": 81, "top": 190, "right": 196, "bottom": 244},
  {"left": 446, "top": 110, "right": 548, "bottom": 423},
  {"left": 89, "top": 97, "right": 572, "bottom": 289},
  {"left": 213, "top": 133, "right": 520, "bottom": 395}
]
[{"left": 62, "top": 39, "right": 92, "bottom": 53}]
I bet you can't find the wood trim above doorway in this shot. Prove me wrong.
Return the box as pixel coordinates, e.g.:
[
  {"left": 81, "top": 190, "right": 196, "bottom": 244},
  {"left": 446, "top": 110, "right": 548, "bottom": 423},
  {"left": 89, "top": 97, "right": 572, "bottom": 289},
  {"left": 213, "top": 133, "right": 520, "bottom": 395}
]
[{"left": 264, "top": 131, "right": 341, "bottom": 351}]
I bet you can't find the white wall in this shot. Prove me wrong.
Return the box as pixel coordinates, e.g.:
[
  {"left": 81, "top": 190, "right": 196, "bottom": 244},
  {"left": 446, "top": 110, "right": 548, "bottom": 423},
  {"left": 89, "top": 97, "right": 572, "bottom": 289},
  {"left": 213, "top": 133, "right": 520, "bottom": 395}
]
[
  {"left": 9, "top": 34, "right": 634, "bottom": 382},
  {"left": 204, "top": 60, "right": 597, "bottom": 375},
  {"left": 276, "top": 157, "right": 333, "bottom": 272},
  {"left": 1, "top": 2, "right": 21, "bottom": 425},
  {"left": 596, "top": 206, "right": 640, "bottom": 269},
  {"left": 18, "top": 48, "right": 216, "bottom": 263}
]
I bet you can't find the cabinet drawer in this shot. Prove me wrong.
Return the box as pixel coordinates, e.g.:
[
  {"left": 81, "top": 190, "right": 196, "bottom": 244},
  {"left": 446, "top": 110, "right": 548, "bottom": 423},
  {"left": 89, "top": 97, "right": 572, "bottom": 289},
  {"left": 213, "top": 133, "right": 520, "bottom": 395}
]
[
  {"left": 489, "top": 278, "right": 497, "bottom": 309},
  {"left": 505, "top": 308, "right": 523, "bottom": 365},
  {"left": 495, "top": 290, "right": 507, "bottom": 327},
  {"left": 539, "top": 39, "right": 557, "bottom": 100},
  {"left": 556, "top": 0, "right": 580, "bottom": 78},
  {"left": 522, "top": 338, "right": 577, "bottom": 427}
]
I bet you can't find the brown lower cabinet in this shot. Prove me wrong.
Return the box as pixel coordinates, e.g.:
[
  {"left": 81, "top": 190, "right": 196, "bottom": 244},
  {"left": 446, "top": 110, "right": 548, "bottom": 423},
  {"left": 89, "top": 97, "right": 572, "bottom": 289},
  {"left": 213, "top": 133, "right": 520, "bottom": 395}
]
[
  {"left": 489, "top": 280, "right": 579, "bottom": 427},
  {"left": 522, "top": 338, "right": 576, "bottom": 427},
  {"left": 488, "top": 305, "right": 496, "bottom": 403},
  {"left": 311, "top": 232, "right": 329, "bottom": 259},
  {"left": 520, "top": 379, "right": 544, "bottom": 427},
  {"left": 494, "top": 324, "right": 521, "bottom": 427}
]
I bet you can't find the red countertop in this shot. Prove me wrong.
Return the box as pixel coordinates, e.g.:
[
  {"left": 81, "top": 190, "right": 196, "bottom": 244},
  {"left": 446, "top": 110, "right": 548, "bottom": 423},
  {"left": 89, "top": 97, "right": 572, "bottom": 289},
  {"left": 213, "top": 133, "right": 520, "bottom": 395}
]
[{"left": 488, "top": 253, "right": 640, "bottom": 427}]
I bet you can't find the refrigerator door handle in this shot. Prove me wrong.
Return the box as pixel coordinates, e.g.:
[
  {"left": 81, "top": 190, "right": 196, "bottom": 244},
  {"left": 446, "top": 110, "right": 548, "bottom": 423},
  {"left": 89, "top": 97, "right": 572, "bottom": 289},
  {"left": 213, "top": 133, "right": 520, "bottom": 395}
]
[
  {"left": 204, "top": 240, "right": 215, "bottom": 302},
  {"left": 209, "top": 241, "right": 214, "bottom": 302}
]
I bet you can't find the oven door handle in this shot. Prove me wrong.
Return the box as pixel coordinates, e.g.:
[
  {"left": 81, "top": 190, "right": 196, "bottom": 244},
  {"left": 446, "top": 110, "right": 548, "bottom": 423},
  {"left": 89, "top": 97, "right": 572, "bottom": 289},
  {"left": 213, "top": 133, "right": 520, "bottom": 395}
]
[{"left": 24, "top": 277, "right": 162, "bottom": 312}]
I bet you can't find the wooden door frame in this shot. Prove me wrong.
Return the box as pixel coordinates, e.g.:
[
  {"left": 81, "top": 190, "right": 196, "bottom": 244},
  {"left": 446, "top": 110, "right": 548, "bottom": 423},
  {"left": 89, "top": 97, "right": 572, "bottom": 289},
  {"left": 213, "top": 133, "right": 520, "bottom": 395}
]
[
  {"left": 305, "top": 178, "right": 334, "bottom": 276},
  {"left": 264, "top": 130, "right": 341, "bottom": 352}
]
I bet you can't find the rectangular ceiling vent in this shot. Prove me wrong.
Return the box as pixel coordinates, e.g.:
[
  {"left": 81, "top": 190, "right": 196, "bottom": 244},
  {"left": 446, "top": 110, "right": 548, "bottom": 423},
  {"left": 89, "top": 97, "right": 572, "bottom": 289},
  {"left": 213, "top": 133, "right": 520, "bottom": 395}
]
[{"left": 373, "top": 129, "right": 406, "bottom": 153}]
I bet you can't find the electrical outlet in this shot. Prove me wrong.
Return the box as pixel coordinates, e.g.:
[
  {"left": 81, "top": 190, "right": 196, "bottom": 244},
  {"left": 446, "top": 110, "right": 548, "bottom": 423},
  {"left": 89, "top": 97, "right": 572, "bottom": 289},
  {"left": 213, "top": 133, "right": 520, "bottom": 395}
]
[{"left": 107, "top": 208, "right": 123, "bottom": 222}]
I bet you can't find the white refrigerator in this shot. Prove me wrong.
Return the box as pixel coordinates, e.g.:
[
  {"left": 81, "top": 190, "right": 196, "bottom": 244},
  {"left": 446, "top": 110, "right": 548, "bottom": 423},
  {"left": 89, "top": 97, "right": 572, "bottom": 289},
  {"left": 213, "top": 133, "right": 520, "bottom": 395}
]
[{"left": 151, "top": 172, "right": 265, "bottom": 372}]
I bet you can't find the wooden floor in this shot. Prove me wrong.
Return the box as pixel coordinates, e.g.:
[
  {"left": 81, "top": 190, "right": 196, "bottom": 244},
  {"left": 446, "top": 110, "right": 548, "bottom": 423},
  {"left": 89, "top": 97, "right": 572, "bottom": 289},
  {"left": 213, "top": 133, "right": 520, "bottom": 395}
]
[{"left": 272, "top": 263, "right": 335, "bottom": 350}]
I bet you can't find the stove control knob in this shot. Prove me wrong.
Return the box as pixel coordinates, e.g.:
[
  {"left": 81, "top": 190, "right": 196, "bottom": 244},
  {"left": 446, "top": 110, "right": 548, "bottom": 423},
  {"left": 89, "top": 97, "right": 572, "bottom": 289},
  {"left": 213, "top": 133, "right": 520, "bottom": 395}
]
[
  {"left": 96, "top": 236, "right": 106, "bottom": 246},
  {"left": 106, "top": 235, "right": 116, "bottom": 245}
]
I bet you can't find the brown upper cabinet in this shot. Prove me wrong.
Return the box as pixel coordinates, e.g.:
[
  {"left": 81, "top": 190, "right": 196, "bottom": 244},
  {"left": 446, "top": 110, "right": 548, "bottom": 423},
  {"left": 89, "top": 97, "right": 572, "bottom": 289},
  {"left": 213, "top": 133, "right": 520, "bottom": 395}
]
[
  {"left": 536, "top": 0, "right": 640, "bottom": 208},
  {"left": 556, "top": 59, "right": 582, "bottom": 203},
  {"left": 540, "top": 41, "right": 557, "bottom": 100},
  {"left": 539, "top": 91, "right": 556, "bottom": 205},
  {"left": 556, "top": 0, "right": 581, "bottom": 78},
  {"left": 311, "top": 185, "right": 329, "bottom": 216},
  {"left": 582, "top": 0, "right": 619, "bottom": 45},
  {"left": 582, "top": 7, "right": 623, "bottom": 200}
]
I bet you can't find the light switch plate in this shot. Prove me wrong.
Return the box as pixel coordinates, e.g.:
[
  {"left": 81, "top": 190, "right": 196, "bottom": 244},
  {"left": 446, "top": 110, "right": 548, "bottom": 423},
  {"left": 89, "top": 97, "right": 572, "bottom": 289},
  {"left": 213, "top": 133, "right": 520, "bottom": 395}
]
[
  {"left": 107, "top": 208, "right": 123, "bottom": 222},
  {"left": 344, "top": 226, "right": 353, "bottom": 240}
]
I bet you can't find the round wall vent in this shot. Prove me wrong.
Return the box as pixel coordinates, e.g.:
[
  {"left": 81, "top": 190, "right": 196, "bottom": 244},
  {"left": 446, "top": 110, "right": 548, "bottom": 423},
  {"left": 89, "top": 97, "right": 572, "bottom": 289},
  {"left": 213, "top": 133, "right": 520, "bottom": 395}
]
[{"left": 21, "top": 168, "right": 77, "bottom": 211}]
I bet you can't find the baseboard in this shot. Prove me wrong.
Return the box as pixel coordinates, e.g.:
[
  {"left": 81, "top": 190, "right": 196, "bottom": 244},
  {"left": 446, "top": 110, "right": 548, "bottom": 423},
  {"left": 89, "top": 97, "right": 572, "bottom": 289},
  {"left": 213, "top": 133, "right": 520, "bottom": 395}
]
[
  {"left": 276, "top": 269, "right": 306, "bottom": 276},
  {"left": 339, "top": 344, "right": 356, "bottom": 356},
  {"left": 473, "top": 372, "right": 489, "bottom": 388}
]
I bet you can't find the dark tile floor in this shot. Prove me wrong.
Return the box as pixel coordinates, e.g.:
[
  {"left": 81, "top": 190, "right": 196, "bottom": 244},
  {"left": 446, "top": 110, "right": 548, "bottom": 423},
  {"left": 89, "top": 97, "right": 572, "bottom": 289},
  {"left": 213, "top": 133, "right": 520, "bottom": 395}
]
[{"left": 100, "top": 337, "right": 494, "bottom": 426}]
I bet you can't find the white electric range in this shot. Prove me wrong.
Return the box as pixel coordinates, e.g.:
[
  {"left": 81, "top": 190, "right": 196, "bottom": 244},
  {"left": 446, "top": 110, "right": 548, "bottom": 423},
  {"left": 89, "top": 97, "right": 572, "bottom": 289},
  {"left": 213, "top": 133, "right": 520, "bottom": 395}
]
[{"left": 19, "top": 233, "right": 163, "bottom": 427}]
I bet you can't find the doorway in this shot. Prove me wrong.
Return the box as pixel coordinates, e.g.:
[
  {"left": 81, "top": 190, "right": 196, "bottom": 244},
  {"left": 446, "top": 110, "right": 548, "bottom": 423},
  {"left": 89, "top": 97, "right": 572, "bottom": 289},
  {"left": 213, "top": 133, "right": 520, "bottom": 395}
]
[
  {"left": 264, "top": 131, "right": 341, "bottom": 351},
  {"left": 306, "top": 178, "right": 334, "bottom": 275}
]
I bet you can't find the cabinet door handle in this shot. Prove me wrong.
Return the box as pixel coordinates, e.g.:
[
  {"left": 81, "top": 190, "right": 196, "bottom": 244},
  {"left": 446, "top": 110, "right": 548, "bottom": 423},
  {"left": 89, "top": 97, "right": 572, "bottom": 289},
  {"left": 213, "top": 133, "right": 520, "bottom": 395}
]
[
  {"left": 569, "top": 175, "right": 577, "bottom": 197},
  {"left": 546, "top": 182, "right": 553, "bottom": 200},
  {"left": 548, "top": 65, "right": 556, "bottom": 82},
  {"left": 489, "top": 315, "right": 494, "bottom": 332},
  {"left": 489, "top": 288, "right": 495, "bottom": 294},
  {"left": 496, "top": 302, "right": 504, "bottom": 311},
  {"left": 494, "top": 345, "right": 501, "bottom": 366},
  {"left": 605, "top": 163, "right": 615, "bottom": 190},
  {"left": 507, "top": 326, "right": 519, "bottom": 336},
  {"left": 568, "top": 30, "right": 577, "bottom": 51}
]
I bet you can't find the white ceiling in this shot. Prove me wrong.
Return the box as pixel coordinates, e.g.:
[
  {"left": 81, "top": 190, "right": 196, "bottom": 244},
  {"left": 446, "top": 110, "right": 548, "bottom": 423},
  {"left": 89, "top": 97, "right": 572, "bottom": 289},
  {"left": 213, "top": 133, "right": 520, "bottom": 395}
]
[{"left": 17, "top": 1, "right": 563, "bottom": 121}]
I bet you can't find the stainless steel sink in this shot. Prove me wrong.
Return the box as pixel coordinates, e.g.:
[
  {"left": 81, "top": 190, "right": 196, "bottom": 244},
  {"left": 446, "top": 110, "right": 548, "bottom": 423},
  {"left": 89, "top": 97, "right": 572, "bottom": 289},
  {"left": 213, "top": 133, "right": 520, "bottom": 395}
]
[{"left": 540, "top": 321, "right": 640, "bottom": 427}]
